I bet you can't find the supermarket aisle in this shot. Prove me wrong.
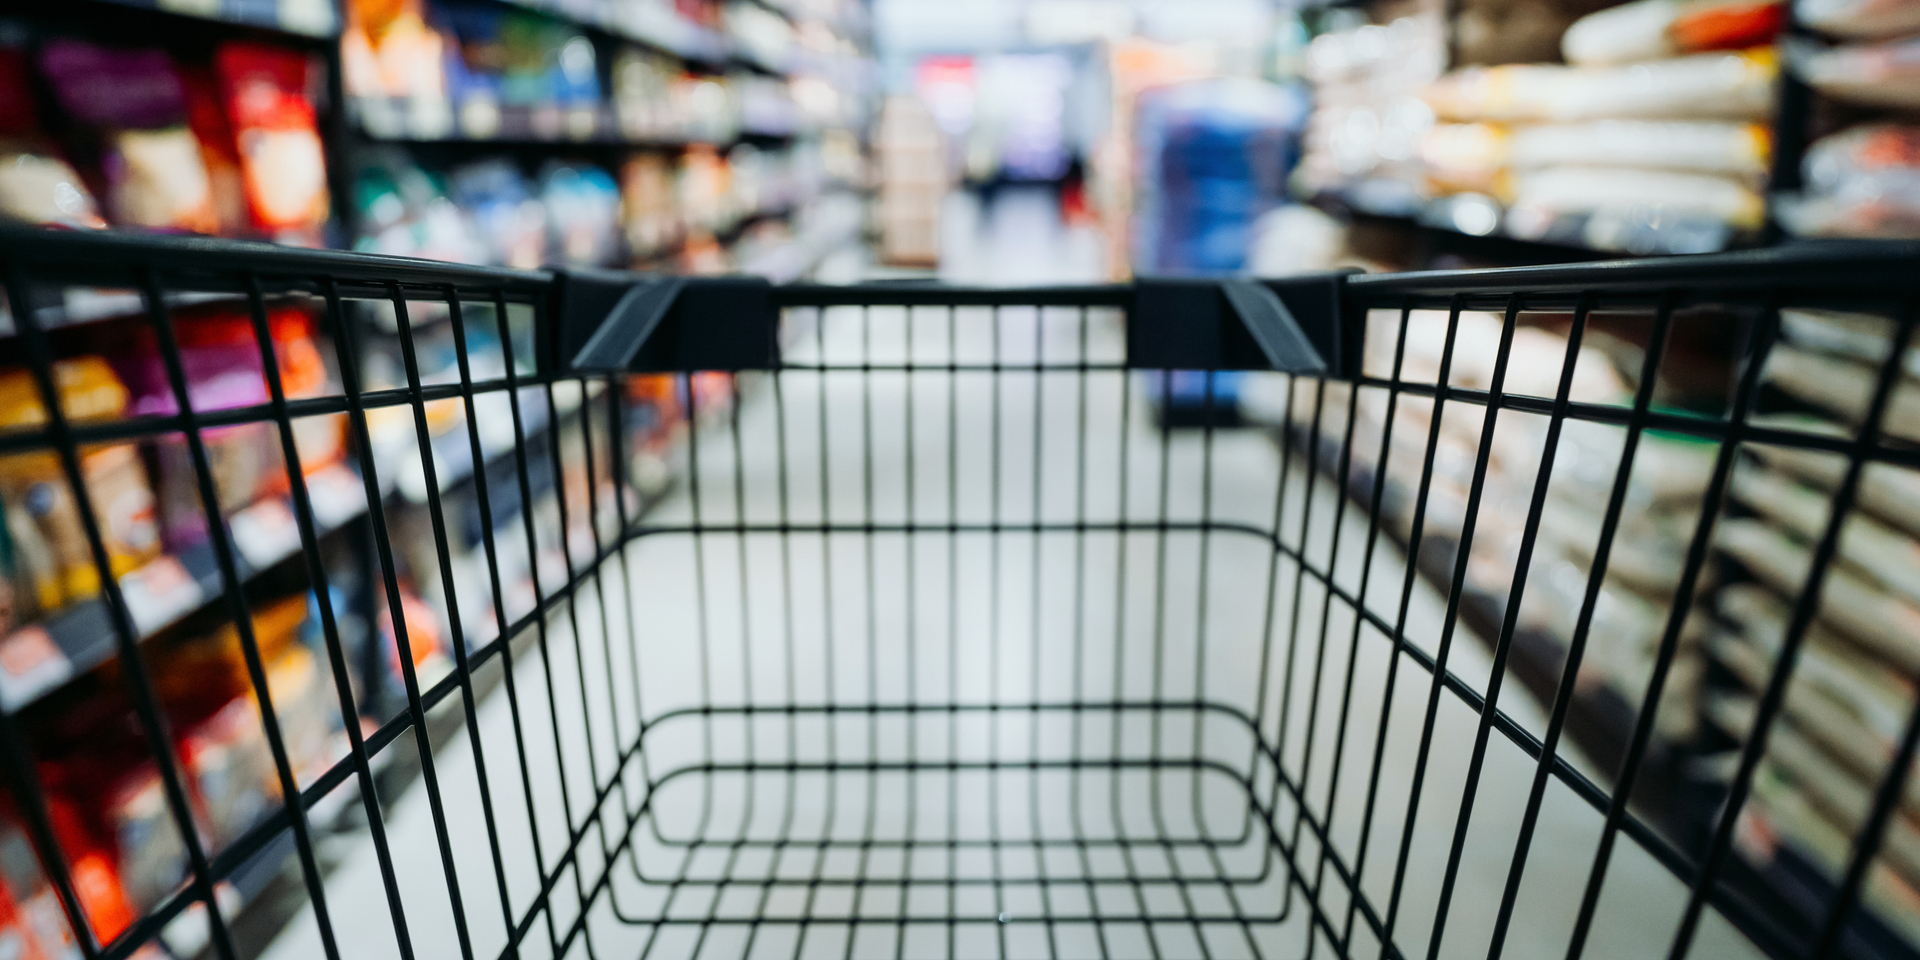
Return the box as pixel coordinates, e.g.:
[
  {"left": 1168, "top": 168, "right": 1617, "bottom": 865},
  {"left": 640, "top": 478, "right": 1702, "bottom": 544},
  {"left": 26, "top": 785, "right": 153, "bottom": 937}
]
[
  {"left": 262, "top": 277, "right": 1761, "bottom": 960},
  {"left": 937, "top": 185, "right": 1109, "bottom": 286}
]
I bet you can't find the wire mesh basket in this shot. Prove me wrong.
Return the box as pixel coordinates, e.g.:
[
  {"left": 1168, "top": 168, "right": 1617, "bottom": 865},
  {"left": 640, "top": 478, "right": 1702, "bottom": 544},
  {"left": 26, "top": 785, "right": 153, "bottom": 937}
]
[{"left": 0, "top": 228, "right": 1915, "bottom": 960}]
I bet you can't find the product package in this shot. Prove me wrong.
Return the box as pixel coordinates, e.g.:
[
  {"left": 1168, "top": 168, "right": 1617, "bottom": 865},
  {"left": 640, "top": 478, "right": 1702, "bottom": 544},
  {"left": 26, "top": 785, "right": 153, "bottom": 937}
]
[
  {"left": 540, "top": 161, "right": 621, "bottom": 266},
  {"left": 449, "top": 159, "right": 546, "bottom": 268},
  {"left": 267, "top": 307, "right": 347, "bottom": 474},
  {"left": 612, "top": 49, "right": 677, "bottom": 139},
  {"left": 155, "top": 593, "right": 336, "bottom": 844},
  {"left": 1797, "top": 0, "right": 1920, "bottom": 38},
  {"left": 1779, "top": 124, "right": 1920, "bottom": 238},
  {"left": 179, "top": 67, "right": 250, "bottom": 238},
  {"left": 34, "top": 785, "right": 139, "bottom": 944},
  {"left": 379, "top": 579, "right": 448, "bottom": 688},
  {"left": 1508, "top": 119, "right": 1771, "bottom": 179},
  {"left": 439, "top": 1, "right": 603, "bottom": 138},
  {"left": 214, "top": 42, "right": 331, "bottom": 244},
  {"left": 354, "top": 152, "right": 488, "bottom": 263},
  {"left": 0, "top": 817, "right": 65, "bottom": 960},
  {"left": 37, "top": 41, "right": 217, "bottom": 233},
  {"left": 110, "top": 307, "right": 301, "bottom": 550},
  {"left": 1508, "top": 164, "right": 1766, "bottom": 225},
  {"left": 1563, "top": 0, "right": 1785, "bottom": 64},
  {"left": 619, "top": 152, "right": 680, "bottom": 256},
  {"left": 1792, "top": 34, "right": 1920, "bottom": 109},
  {"left": 1424, "top": 48, "right": 1778, "bottom": 122},
  {"left": 0, "top": 44, "right": 103, "bottom": 230},
  {"left": 0, "top": 359, "right": 159, "bottom": 620},
  {"left": 340, "top": 0, "right": 453, "bottom": 138}
]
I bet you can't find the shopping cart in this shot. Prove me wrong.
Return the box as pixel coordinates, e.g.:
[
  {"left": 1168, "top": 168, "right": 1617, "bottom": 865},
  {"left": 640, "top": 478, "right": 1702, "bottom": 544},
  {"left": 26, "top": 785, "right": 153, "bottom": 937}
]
[{"left": 0, "top": 227, "right": 1914, "bottom": 960}]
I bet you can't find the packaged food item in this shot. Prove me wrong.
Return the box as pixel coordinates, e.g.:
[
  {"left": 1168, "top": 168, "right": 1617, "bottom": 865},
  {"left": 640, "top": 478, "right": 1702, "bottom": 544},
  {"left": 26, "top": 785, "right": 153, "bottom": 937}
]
[
  {"left": 340, "top": 0, "right": 453, "bottom": 138},
  {"left": 1669, "top": 0, "right": 1787, "bottom": 52},
  {"left": 1420, "top": 122, "right": 1509, "bottom": 195},
  {"left": 539, "top": 162, "right": 621, "bottom": 266},
  {"left": 214, "top": 42, "right": 331, "bottom": 243},
  {"left": 353, "top": 153, "right": 488, "bottom": 263},
  {"left": 0, "top": 360, "right": 158, "bottom": 618},
  {"left": 154, "top": 594, "right": 333, "bottom": 827},
  {"left": 1778, "top": 123, "right": 1920, "bottom": 238},
  {"left": 1760, "top": 341, "right": 1920, "bottom": 442},
  {"left": 1564, "top": 0, "right": 1785, "bottom": 63},
  {"left": 34, "top": 790, "right": 137, "bottom": 945},
  {"left": 1797, "top": 0, "right": 1920, "bottom": 38},
  {"left": 1748, "top": 413, "right": 1920, "bottom": 537},
  {"left": 37, "top": 41, "right": 216, "bottom": 234},
  {"left": 1425, "top": 49, "right": 1778, "bottom": 122},
  {"left": 449, "top": 159, "right": 546, "bottom": 268},
  {"left": 0, "top": 150, "right": 107, "bottom": 231},
  {"left": 613, "top": 49, "right": 677, "bottom": 139},
  {"left": 0, "top": 855, "right": 48, "bottom": 960},
  {"left": 269, "top": 308, "right": 347, "bottom": 474},
  {"left": 1564, "top": 0, "right": 1684, "bottom": 63},
  {"left": 1718, "top": 517, "right": 1920, "bottom": 673},
  {"left": 1793, "top": 35, "right": 1920, "bottom": 109},
  {"left": 380, "top": 580, "right": 447, "bottom": 686},
  {"left": 1507, "top": 120, "right": 1770, "bottom": 179},
  {"left": 1508, "top": 165, "right": 1766, "bottom": 226},
  {"left": 111, "top": 307, "right": 290, "bottom": 549},
  {"left": 1731, "top": 465, "right": 1920, "bottom": 608},
  {"left": 619, "top": 152, "right": 680, "bottom": 256},
  {"left": 179, "top": 67, "right": 248, "bottom": 237},
  {"left": 0, "top": 45, "right": 103, "bottom": 230}
]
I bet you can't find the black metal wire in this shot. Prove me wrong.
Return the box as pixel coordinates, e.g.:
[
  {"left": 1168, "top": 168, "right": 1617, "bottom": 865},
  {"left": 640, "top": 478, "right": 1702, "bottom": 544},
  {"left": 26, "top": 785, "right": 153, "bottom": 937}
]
[{"left": 0, "top": 228, "right": 1916, "bottom": 960}]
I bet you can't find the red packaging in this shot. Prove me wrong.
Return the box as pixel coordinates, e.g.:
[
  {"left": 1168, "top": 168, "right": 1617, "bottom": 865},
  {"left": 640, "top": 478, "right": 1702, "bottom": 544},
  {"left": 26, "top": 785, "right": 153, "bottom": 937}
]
[
  {"left": 0, "top": 47, "right": 40, "bottom": 138},
  {"left": 213, "top": 43, "right": 330, "bottom": 239},
  {"left": 180, "top": 67, "right": 248, "bottom": 238},
  {"left": 0, "top": 874, "right": 48, "bottom": 960}
]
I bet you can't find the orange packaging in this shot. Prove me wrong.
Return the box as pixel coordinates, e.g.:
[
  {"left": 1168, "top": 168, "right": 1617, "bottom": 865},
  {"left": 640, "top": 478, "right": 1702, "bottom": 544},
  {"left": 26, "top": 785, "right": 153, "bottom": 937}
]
[{"left": 1671, "top": 0, "right": 1786, "bottom": 52}]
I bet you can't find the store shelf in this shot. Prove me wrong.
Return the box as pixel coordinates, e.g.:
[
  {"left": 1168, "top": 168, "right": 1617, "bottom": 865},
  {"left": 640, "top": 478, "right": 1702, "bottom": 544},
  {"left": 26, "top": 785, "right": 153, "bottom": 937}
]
[
  {"left": 0, "top": 378, "right": 590, "bottom": 716},
  {"left": 352, "top": 103, "right": 797, "bottom": 150},
  {"left": 0, "top": 464, "right": 367, "bottom": 714},
  {"left": 0, "top": 288, "right": 250, "bottom": 338},
  {"left": 1313, "top": 186, "right": 1759, "bottom": 262},
  {"left": 1278, "top": 415, "right": 1919, "bottom": 960},
  {"left": 498, "top": 0, "right": 734, "bottom": 64},
  {"left": 77, "top": 0, "right": 337, "bottom": 39}
]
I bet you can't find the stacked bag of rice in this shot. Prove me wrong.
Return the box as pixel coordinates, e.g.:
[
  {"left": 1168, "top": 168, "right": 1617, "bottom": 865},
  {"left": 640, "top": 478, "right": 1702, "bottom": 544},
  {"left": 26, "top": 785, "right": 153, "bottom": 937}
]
[
  {"left": 1777, "top": 0, "right": 1920, "bottom": 237},
  {"left": 1419, "top": 0, "right": 1783, "bottom": 251},
  {"left": 1709, "top": 308, "right": 1920, "bottom": 948}
]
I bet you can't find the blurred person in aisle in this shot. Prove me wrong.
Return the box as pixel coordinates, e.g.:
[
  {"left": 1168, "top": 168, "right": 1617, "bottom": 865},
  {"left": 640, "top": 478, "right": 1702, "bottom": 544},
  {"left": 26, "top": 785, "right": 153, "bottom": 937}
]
[{"left": 963, "top": 52, "right": 1078, "bottom": 219}]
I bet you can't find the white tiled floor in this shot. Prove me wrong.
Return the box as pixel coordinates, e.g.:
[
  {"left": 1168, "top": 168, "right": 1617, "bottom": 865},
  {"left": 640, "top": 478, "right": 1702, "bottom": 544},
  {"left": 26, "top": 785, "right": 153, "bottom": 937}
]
[{"left": 261, "top": 192, "right": 1762, "bottom": 959}]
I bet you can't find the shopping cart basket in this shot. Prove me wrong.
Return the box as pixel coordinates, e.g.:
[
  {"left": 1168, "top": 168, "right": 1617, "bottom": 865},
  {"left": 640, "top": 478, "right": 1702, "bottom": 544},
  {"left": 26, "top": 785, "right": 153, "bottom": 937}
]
[{"left": 0, "top": 227, "right": 1915, "bottom": 960}]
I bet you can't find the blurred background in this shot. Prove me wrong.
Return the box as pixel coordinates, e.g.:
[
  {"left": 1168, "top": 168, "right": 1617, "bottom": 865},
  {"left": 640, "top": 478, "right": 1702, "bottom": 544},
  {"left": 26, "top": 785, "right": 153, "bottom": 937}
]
[{"left": 0, "top": 0, "right": 1912, "bottom": 957}]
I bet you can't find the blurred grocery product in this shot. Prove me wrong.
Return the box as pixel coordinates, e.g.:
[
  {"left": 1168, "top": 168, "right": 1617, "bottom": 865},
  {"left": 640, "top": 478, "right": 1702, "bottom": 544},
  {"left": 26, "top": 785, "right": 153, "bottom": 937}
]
[
  {"left": 213, "top": 43, "right": 331, "bottom": 245},
  {"left": 875, "top": 96, "right": 943, "bottom": 267},
  {"left": 1132, "top": 78, "right": 1307, "bottom": 274},
  {"left": 1779, "top": 123, "right": 1920, "bottom": 238},
  {"left": 39, "top": 40, "right": 218, "bottom": 234},
  {"left": 0, "top": 359, "right": 156, "bottom": 623},
  {"left": 1296, "top": 15, "right": 1447, "bottom": 215}
]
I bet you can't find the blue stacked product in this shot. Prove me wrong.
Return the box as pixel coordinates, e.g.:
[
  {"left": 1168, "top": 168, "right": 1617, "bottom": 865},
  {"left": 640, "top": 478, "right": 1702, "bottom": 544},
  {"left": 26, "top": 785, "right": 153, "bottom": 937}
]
[{"left": 1133, "top": 79, "right": 1308, "bottom": 425}]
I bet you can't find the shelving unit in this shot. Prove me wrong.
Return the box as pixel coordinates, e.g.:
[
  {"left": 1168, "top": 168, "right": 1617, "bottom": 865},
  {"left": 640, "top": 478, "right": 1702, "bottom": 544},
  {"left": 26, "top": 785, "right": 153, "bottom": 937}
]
[
  {"left": 0, "top": 1, "right": 871, "bottom": 954},
  {"left": 1273, "top": 291, "right": 1920, "bottom": 957}
]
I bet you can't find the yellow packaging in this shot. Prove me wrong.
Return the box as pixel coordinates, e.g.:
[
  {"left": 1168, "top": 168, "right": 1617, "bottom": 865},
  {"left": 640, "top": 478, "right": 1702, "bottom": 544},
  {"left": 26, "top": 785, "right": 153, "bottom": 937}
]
[{"left": 0, "top": 358, "right": 159, "bottom": 614}]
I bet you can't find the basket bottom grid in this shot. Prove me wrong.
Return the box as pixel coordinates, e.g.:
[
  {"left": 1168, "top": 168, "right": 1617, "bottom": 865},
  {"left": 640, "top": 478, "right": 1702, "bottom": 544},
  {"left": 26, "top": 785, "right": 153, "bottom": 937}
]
[{"left": 586, "top": 704, "right": 1335, "bottom": 959}]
